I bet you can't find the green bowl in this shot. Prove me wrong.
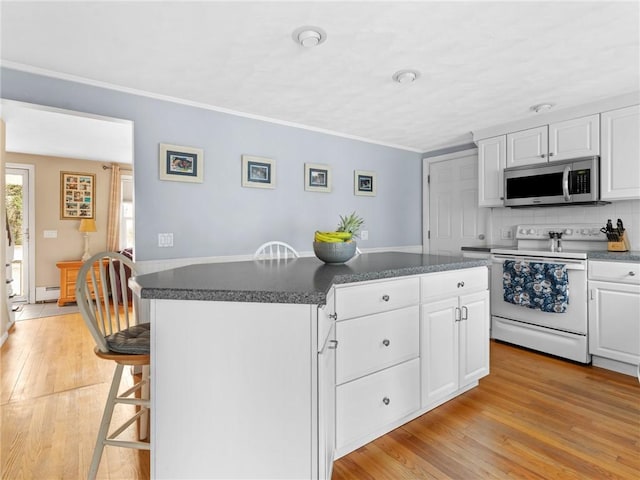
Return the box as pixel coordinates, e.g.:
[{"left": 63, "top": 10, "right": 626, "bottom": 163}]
[{"left": 313, "top": 241, "right": 357, "bottom": 264}]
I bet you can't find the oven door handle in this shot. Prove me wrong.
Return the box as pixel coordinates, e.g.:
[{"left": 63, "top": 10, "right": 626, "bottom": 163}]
[{"left": 492, "top": 255, "right": 585, "bottom": 270}]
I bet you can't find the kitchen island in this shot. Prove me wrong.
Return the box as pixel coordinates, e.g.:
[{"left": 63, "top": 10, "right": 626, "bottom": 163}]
[{"left": 131, "top": 252, "right": 490, "bottom": 479}]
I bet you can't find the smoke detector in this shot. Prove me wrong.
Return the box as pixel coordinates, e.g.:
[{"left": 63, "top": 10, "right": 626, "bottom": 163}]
[
  {"left": 292, "top": 26, "right": 327, "bottom": 47},
  {"left": 530, "top": 103, "right": 554, "bottom": 113},
  {"left": 392, "top": 69, "right": 421, "bottom": 84}
]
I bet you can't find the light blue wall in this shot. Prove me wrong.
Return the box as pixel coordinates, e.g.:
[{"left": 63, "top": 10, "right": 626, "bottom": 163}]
[{"left": 1, "top": 67, "right": 422, "bottom": 261}]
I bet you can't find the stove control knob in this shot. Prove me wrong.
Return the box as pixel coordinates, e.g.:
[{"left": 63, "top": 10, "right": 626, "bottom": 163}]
[
  {"left": 527, "top": 229, "right": 536, "bottom": 235},
  {"left": 580, "top": 229, "right": 588, "bottom": 235},
  {"left": 564, "top": 229, "right": 573, "bottom": 236}
]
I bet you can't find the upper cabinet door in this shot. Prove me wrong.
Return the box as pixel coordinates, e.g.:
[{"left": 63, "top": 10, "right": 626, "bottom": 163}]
[
  {"left": 549, "top": 114, "right": 600, "bottom": 161},
  {"left": 601, "top": 105, "right": 640, "bottom": 201},
  {"left": 477, "top": 135, "right": 506, "bottom": 207},
  {"left": 507, "top": 126, "right": 548, "bottom": 167}
]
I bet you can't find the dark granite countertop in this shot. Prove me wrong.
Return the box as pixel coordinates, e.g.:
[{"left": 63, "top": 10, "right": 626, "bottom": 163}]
[
  {"left": 461, "top": 245, "right": 508, "bottom": 253},
  {"left": 587, "top": 251, "right": 640, "bottom": 262},
  {"left": 130, "top": 252, "right": 490, "bottom": 305}
]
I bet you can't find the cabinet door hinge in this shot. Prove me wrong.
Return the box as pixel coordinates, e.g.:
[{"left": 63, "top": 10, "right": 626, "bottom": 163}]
[
  {"left": 427, "top": 174, "right": 430, "bottom": 184},
  {"left": 427, "top": 230, "right": 430, "bottom": 240}
]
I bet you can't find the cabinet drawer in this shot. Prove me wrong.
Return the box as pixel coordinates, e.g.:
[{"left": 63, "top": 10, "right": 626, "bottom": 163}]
[
  {"left": 421, "top": 267, "right": 488, "bottom": 301},
  {"left": 336, "top": 306, "right": 419, "bottom": 384},
  {"left": 589, "top": 261, "right": 640, "bottom": 285},
  {"left": 336, "top": 358, "right": 420, "bottom": 449},
  {"left": 335, "top": 277, "right": 419, "bottom": 320}
]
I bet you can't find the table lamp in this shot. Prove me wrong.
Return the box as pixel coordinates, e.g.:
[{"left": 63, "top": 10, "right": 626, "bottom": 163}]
[{"left": 79, "top": 218, "right": 97, "bottom": 262}]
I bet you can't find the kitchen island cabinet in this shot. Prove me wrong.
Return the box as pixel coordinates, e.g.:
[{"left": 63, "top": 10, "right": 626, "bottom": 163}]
[
  {"left": 421, "top": 268, "right": 490, "bottom": 407},
  {"left": 131, "top": 252, "right": 489, "bottom": 479}
]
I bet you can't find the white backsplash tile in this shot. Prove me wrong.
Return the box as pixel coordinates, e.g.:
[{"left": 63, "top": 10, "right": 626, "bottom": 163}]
[{"left": 488, "top": 200, "right": 640, "bottom": 250}]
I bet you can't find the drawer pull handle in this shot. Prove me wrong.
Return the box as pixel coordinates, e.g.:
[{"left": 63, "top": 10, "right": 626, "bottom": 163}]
[
  {"left": 461, "top": 306, "right": 468, "bottom": 321},
  {"left": 328, "top": 340, "right": 339, "bottom": 350},
  {"left": 382, "top": 294, "right": 390, "bottom": 302},
  {"left": 382, "top": 339, "right": 390, "bottom": 347},
  {"left": 329, "top": 312, "right": 338, "bottom": 320},
  {"left": 382, "top": 397, "right": 390, "bottom": 406},
  {"left": 629, "top": 271, "right": 636, "bottom": 276},
  {"left": 457, "top": 281, "right": 465, "bottom": 288}
]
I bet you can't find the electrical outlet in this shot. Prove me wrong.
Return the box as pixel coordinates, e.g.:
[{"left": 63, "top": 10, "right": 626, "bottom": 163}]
[
  {"left": 501, "top": 228, "right": 513, "bottom": 240},
  {"left": 360, "top": 230, "right": 369, "bottom": 240},
  {"left": 158, "top": 233, "right": 174, "bottom": 247},
  {"left": 43, "top": 230, "right": 58, "bottom": 238}
]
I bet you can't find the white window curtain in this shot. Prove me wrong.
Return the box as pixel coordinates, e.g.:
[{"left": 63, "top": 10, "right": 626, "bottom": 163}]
[{"left": 105, "top": 163, "right": 132, "bottom": 251}]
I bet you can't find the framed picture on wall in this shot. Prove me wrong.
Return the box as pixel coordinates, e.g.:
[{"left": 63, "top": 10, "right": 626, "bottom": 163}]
[
  {"left": 242, "top": 155, "right": 276, "bottom": 189},
  {"left": 304, "top": 163, "right": 332, "bottom": 193},
  {"left": 60, "top": 171, "right": 96, "bottom": 219},
  {"left": 159, "top": 143, "right": 204, "bottom": 183},
  {"left": 354, "top": 170, "right": 377, "bottom": 196}
]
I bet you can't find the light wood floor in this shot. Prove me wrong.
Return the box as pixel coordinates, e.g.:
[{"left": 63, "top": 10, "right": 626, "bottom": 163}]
[
  {"left": 1, "top": 313, "right": 149, "bottom": 479},
  {"left": 2, "top": 313, "right": 639, "bottom": 479}
]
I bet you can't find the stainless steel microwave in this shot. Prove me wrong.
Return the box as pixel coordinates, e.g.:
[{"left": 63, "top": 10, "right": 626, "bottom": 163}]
[{"left": 503, "top": 156, "right": 609, "bottom": 207}]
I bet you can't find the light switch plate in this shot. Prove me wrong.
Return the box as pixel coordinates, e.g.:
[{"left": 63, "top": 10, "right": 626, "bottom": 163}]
[
  {"left": 43, "top": 230, "right": 58, "bottom": 238},
  {"left": 158, "top": 233, "right": 174, "bottom": 247}
]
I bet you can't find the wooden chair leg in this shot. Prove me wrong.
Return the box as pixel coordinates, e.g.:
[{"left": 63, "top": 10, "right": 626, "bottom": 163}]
[
  {"left": 88, "top": 364, "right": 125, "bottom": 480},
  {"left": 139, "top": 365, "right": 150, "bottom": 441}
]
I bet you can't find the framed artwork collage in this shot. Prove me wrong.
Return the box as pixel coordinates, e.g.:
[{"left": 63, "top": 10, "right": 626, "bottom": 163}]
[{"left": 157, "top": 144, "right": 377, "bottom": 196}]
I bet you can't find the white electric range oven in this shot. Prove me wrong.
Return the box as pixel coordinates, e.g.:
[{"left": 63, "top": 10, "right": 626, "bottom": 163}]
[{"left": 490, "top": 224, "right": 607, "bottom": 363}]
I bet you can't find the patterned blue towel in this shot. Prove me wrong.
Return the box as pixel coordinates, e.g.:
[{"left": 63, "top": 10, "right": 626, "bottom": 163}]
[{"left": 503, "top": 260, "right": 569, "bottom": 313}]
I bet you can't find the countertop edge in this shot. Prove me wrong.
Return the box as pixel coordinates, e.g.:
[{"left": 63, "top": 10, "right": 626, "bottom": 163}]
[
  {"left": 131, "top": 257, "right": 490, "bottom": 305},
  {"left": 587, "top": 251, "right": 640, "bottom": 262}
]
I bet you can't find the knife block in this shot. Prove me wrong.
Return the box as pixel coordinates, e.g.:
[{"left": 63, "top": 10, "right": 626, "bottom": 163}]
[{"left": 607, "top": 232, "right": 630, "bottom": 252}]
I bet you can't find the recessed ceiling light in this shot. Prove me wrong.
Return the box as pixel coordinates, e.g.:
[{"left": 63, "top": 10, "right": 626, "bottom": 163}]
[
  {"left": 292, "top": 26, "right": 326, "bottom": 47},
  {"left": 530, "top": 103, "right": 554, "bottom": 113},
  {"left": 392, "top": 69, "right": 420, "bottom": 84}
]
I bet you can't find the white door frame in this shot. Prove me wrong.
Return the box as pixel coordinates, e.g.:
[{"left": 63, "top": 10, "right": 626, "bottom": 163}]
[
  {"left": 422, "top": 147, "right": 479, "bottom": 254},
  {"left": 6, "top": 163, "right": 36, "bottom": 303}
]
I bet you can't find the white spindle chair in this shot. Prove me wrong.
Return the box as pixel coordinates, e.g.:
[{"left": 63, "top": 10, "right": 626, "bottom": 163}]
[
  {"left": 254, "top": 241, "right": 299, "bottom": 260},
  {"left": 75, "top": 251, "right": 150, "bottom": 480}
]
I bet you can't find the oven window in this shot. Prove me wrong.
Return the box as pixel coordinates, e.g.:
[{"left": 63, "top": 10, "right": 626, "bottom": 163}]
[{"left": 506, "top": 172, "right": 564, "bottom": 199}]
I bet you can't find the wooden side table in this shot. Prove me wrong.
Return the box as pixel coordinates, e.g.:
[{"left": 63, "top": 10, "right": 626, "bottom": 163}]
[{"left": 56, "top": 260, "right": 106, "bottom": 307}]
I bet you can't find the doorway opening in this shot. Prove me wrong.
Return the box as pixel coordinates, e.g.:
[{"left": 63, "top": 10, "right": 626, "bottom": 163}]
[{"left": 5, "top": 165, "right": 35, "bottom": 304}]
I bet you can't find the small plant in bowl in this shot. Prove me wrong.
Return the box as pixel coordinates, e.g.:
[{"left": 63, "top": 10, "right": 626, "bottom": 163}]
[
  {"left": 337, "top": 211, "right": 364, "bottom": 239},
  {"left": 313, "top": 212, "right": 364, "bottom": 264}
]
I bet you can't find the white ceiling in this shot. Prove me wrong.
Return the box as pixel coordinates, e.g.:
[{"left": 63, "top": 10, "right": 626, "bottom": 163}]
[{"left": 1, "top": 1, "right": 639, "bottom": 153}]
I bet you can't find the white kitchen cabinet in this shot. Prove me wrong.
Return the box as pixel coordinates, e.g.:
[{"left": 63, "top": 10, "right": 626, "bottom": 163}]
[
  {"left": 336, "top": 358, "right": 420, "bottom": 451},
  {"left": 478, "top": 135, "right": 506, "bottom": 207},
  {"left": 588, "top": 260, "right": 640, "bottom": 376},
  {"left": 549, "top": 114, "right": 600, "bottom": 161},
  {"left": 421, "top": 270, "right": 490, "bottom": 407},
  {"left": 507, "top": 125, "right": 548, "bottom": 167},
  {"left": 151, "top": 300, "right": 318, "bottom": 479},
  {"left": 336, "top": 306, "right": 419, "bottom": 385},
  {"left": 318, "top": 314, "right": 336, "bottom": 480},
  {"left": 600, "top": 105, "right": 640, "bottom": 201},
  {"left": 333, "top": 277, "right": 420, "bottom": 456},
  {"left": 506, "top": 115, "right": 600, "bottom": 167}
]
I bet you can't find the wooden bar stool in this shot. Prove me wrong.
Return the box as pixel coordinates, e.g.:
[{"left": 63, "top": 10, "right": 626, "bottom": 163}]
[{"left": 75, "top": 252, "right": 150, "bottom": 480}]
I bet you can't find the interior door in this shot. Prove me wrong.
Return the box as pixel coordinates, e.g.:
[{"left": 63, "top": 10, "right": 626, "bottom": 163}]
[
  {"left": 5, "top": 165, "right": 34, "bottom": 303},
  {"left": 426, "top": 151, "right": 487, "bottom": 256}
]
